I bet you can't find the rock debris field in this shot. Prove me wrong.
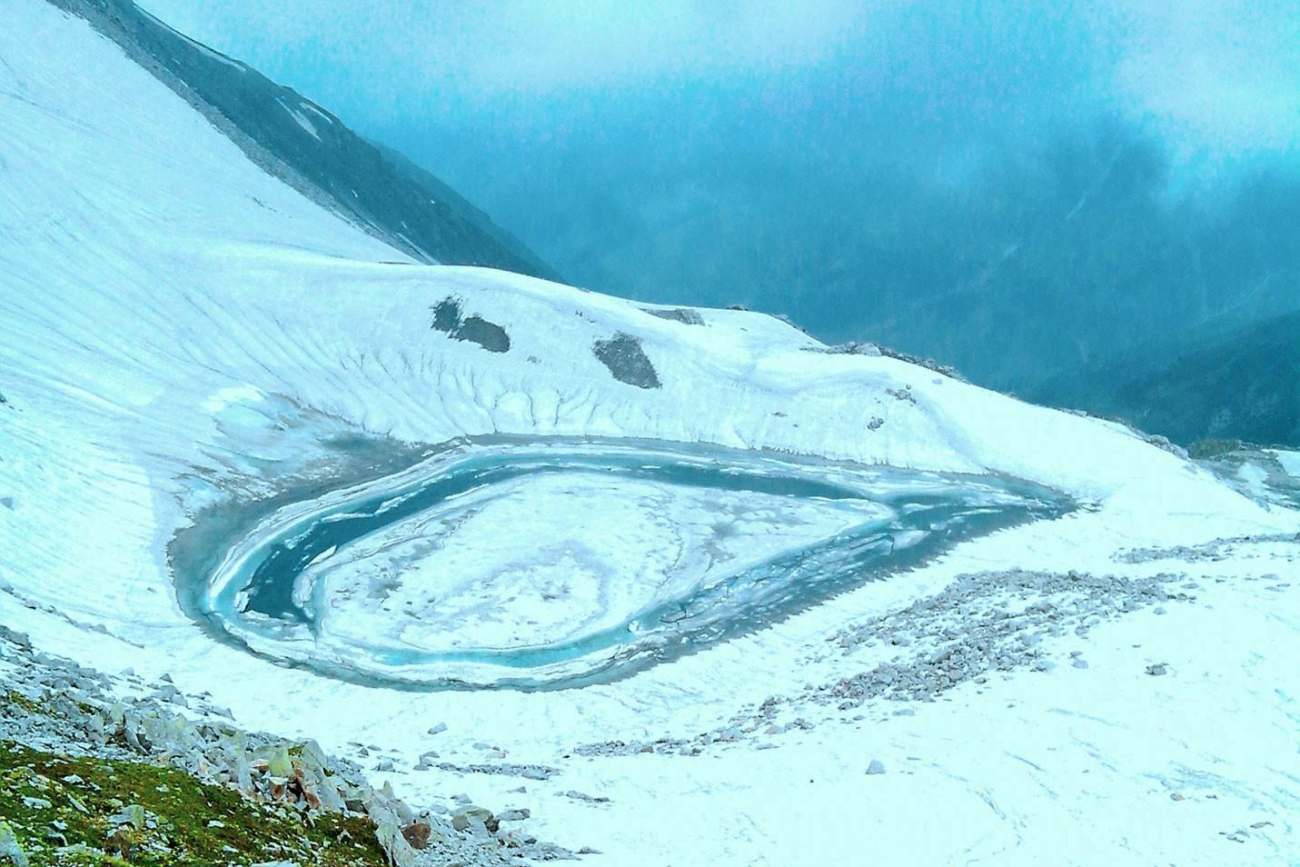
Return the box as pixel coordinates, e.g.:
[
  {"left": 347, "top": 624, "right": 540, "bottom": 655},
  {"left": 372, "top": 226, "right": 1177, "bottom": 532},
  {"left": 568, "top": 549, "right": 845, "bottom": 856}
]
[{"left": 0, "top": 625, "right": 582, "bottom": 866}]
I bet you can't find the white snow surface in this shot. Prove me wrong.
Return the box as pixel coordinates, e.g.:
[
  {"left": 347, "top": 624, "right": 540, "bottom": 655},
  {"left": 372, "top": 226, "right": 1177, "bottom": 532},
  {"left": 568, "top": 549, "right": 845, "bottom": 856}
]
[
  {"left": 1, "top": 4, "right": 1298, "bottom": 865},
  {"left": 1274, "top": 449, "right": 1300, "bottom": 480},
  {"left": 306, "top": 472, "right": 883, "bottom": 652}
]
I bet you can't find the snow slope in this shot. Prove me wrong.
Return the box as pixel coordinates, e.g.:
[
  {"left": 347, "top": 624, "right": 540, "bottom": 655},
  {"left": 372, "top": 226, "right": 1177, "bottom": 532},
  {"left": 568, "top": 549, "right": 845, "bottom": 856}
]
[
  {"left": 2, "top": 3, "right": 1298, "bottom": 864},
  {"left": 49, "top": 0, "right": 558, "bottom": 279}
]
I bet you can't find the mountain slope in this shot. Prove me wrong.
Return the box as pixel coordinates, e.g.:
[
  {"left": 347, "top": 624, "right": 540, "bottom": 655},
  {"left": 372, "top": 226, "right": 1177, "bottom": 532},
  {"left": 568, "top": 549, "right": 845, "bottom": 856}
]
[
  {"left": 1038, "top": 310, "right": 1300, "bottom": 448},
  {"left": 1, "top": 3, "right": 1298, "bottom": 866},
  {"left": 370, "top": 140, "right": 558, "bottom": 281},
  {"left": 47, "top": 0, "right": 557, "bottom": 279}
]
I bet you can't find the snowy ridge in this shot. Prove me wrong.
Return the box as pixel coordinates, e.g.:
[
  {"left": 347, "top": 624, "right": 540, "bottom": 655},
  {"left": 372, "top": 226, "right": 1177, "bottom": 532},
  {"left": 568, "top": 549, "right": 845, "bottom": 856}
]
[
  {"left": 47, "top": 0, "right": 558, "bottom": 279},
  {"left": 2, "top": 3, "right": 1298, "bottom": 865}
]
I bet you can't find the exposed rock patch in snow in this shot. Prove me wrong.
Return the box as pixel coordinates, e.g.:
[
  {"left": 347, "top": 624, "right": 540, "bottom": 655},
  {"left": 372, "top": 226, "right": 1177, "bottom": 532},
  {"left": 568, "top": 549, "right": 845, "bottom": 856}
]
[
  {"left": 641, "top": 307, "right": 704, "bottom": 326},
  {"left": 1197, "top": 446, "right": 1300, "bottom": 510},
  {"left": 819, "top": 569, "right": 1193, "bottom": 707},
  {"left": 591, "top": 333, "right": 661, "bottom": 389},
  {"left": 430, "top": 297, "right": 511, "bottom": 353},
  {"left": 571, "top": 568, "right": 1197, "bottom": 757},
  {"left": 1115, "top": 533, "right": 1300, "bottom": 564},
  {"left": 432, "top": 763, "right": 561, "bottom": 781}
]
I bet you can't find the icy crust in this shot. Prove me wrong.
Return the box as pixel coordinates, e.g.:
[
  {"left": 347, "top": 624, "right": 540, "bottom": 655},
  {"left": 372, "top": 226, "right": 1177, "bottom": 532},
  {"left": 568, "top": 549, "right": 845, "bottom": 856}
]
[{"left": 182, "top": 438, "right": 1068, "bottom": 689}]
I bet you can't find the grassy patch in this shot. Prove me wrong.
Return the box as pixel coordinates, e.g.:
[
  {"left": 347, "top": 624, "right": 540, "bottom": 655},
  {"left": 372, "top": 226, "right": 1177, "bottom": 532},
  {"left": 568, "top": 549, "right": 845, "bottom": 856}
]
[
  {"left": 4, "top": 692, "right": 44, "bottom": 716},
  {"left": 0, "top": 741, "right": 388, "bottom": 866}
]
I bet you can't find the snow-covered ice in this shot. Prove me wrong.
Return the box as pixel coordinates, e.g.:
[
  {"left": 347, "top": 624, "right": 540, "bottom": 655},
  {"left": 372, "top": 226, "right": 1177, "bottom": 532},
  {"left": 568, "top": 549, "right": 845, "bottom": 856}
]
[{"left": 180, "top": 438, "right": 1064, "bottom": 688}]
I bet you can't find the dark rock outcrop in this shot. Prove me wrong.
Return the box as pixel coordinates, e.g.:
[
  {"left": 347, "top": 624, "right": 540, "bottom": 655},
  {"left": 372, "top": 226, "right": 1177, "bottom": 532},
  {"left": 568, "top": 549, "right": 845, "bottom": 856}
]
[{"left": 592, "top": 333, "right": 661, "bottom": 389}]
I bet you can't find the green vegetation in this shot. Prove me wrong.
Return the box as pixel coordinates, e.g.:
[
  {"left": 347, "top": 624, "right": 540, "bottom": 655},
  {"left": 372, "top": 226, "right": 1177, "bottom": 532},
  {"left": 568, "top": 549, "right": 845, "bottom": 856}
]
[
  {"left": 0, "top": 741, "right": 389, "bottom": 866},
  {"left": 4, "top": 693, "right": 43, "bottom": 716}
]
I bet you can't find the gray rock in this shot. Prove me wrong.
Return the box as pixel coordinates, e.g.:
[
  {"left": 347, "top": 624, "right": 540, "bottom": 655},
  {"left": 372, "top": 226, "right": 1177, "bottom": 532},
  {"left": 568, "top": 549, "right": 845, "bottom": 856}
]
[
  {"left": 559, "top": 790, "right": 610, "bottom": 804},
  {"left": 106, "top": 804, "right": 146, "bottom": 830},
  {"left": 0, "top": 821, "right": 28, "bottom": 867},
  {"left": 643, "top": 307, "right": 704, "bottom": 326},
  {"left": 865, "top": 759, "right": 886, "bottom": 775},
  {"left": 592, "top": 332, "right": 661, "bottom": 389},
  {"left": 451, "top": 806, "right": 495, "bottom": 834},
  {"left": 430, "top": 298, "right": 511, "bottom": 353}
]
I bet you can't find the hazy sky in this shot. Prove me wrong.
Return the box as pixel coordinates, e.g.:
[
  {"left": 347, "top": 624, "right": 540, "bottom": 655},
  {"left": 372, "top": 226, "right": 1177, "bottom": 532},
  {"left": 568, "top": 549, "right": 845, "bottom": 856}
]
[
  {"left": 135, "top": 0, "right": 1299, "bottom": 390},
  {"left": 143, "top": 0, "right": 1298, "bottom": 168}
]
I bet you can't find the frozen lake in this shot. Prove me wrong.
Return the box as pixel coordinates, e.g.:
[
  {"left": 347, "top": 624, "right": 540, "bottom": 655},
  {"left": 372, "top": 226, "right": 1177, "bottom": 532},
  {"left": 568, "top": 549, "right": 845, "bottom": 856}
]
[{"left": 177, "top": 438, "right": 1071, "bottom": 689}]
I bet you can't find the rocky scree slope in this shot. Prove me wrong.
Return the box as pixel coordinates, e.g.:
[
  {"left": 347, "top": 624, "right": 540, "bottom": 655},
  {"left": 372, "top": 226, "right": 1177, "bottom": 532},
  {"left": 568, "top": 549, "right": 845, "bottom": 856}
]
[{"left": 0, "top": 625, "right": 577, "bottom": 866}]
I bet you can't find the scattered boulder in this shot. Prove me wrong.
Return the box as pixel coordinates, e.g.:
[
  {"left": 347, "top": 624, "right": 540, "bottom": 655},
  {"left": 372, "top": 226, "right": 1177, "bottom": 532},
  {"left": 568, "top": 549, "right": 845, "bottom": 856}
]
[
  {"left": 451, "top": 806, "right": 497, "bottom": 834},
  {"left": 106, "top": 804, "right": 146, "bottom": 830},
  {"left": 400, "top": 821, "right": 431, "bottom": 850},
  {"left": 865, "top": 759, "right": 886, "bottom": 775},
  {"left": 374, "top": 820, "right": 416, "bottom": 867}
]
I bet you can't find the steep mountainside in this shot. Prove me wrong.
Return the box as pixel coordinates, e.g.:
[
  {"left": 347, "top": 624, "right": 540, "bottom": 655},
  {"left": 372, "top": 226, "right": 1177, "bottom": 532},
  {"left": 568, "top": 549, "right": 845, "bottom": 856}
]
[
  {"left": 48, "top": 0, "right": 557, "bottom": 279},
  {"left": 1038, "top": 310, "right": 1300, "bottom": 448}
]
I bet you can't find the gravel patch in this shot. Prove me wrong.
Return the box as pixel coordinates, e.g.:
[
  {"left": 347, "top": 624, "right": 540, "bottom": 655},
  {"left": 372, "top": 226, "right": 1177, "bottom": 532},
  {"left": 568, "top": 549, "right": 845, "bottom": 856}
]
[
  {"left": 1115, "top": 533, "right": 1299, "bottom": 564},
  {"left": 818, "top": 569, "right": 1191, "bottom": 708},
  {"left": 574, "top": 568, "right": 1195, "bottom": 758}
]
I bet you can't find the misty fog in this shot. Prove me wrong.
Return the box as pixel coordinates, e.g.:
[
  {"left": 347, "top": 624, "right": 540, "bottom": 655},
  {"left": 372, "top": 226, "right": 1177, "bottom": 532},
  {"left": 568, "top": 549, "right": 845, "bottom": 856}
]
[{"left": 141, "top": 0, "right": 1300, "bottom": 444}]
